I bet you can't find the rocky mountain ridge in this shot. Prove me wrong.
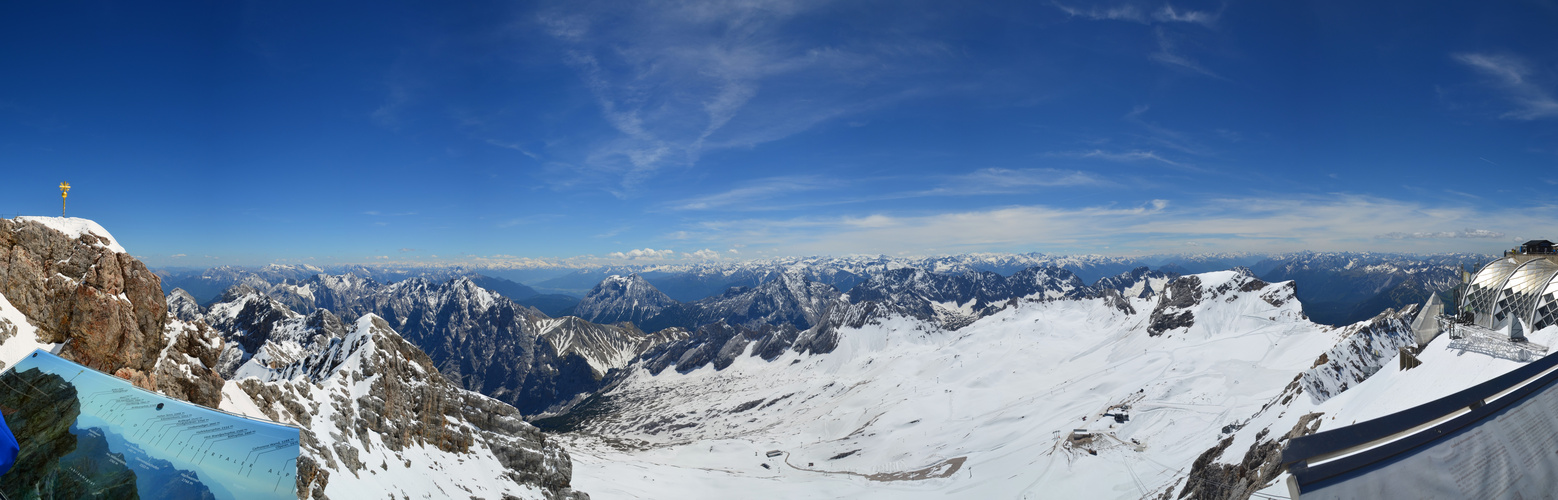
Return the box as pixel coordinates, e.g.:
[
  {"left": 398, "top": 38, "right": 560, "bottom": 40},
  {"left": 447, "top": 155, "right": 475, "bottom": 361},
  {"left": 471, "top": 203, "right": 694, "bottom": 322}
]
[
  {"left": 229, "top": 314, "right": 589, "bottom": 500},
  {"left": 0, "top": 217, "right": 590, "bottom": 499},
  {"left": 192, "top": 272, "right": 669, "bottom": 416}
]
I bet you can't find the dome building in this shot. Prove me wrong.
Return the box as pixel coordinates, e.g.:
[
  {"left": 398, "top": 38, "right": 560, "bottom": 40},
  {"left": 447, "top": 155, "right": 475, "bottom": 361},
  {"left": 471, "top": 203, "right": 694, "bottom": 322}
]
[{"left": 1460, "top": 240, "right": 1558, "bottom": 338}]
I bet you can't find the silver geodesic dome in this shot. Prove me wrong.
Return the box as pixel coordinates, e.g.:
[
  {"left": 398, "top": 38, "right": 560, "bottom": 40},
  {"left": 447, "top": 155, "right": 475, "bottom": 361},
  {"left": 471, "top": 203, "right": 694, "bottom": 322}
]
[{"left": 1460, "top": 256, "right": 1558, "bottom": 334}]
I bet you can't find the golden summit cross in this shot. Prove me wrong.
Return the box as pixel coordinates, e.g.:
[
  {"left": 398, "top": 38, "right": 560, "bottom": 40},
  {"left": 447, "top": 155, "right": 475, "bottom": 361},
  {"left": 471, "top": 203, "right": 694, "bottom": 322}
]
[{"left": 59, "top": 182, "right": 69, "bottom": 217}]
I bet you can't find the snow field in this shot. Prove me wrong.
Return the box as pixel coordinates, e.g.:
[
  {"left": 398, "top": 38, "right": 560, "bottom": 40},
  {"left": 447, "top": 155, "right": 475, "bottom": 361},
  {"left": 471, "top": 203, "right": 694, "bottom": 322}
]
[{"left": 564, "top": 272, "right": 1351, "bottom": 499}]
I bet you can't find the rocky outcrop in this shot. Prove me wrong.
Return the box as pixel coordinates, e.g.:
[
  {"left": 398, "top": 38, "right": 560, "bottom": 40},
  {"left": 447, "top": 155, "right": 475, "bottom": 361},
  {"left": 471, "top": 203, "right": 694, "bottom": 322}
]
[
  {"left": 0, "top": 217, "right": 167, "bottom": 385},
  {"left": 1094, "top": 266, "right": 1178, "bottom": 299},
  {"left": 572, "top": 274, "right": 677, "bottom": 326},
  {"left": 678, "top": 272, "right": 841, "bottom": 331},
  {"left": 153, "top": 318, "right": 227, "bottom": 408},
  {"left": 235, "top": 315, "right": 589, "bottom": 500},
  {"left": 536, "top": 316, "right": 688, "bottom": 378},
  {"left": 206, "top": 288, "right": 349, "bottom": 379},
  {"left": 1176, "top": 413, "right": 1325, "bottom": 500},
  {"left": 638, "top": 321, "right": 802, "bottom": 375},
  {"left": 841, "top": 266, "right": 1093, "bottom": 331},
  {"left": 203, "top": 275, "right": 670, "bottom": 417},
  {"left": 1299, "top": 305, "right": 1420, "bottom": 404},
  {"left": 166, "top": 287, "right": 203, "bottom": 322},
  {"left": 1148, "top": 276, "right": 1203, "bottom": 336}
]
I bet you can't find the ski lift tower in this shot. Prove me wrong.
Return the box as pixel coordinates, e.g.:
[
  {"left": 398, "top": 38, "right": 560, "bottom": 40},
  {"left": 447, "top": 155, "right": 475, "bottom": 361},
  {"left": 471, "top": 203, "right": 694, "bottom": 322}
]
[{"left": 59, "top": 181, "right": 69, "bottom": 217}]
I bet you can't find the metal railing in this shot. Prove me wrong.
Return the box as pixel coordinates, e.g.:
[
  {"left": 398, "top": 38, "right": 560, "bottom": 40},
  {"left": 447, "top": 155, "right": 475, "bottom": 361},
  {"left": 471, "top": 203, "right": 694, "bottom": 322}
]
[{"left": 1282, "top": 347, "right": 1558, "bottom": 492}]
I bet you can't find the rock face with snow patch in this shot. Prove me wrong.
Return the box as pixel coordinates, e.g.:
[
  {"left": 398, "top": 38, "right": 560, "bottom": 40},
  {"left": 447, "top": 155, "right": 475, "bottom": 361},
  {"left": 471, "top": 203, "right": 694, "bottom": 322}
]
[
  {"left": 1299, "top": 305, "right": 1420, "bottom": 404},
  {"left": 1174, "top": 303, "right": 1422, "bottom": 499},
  {"left": 577, "top": 272, "right": 842, "bottom": 333},
  {"left": 1092, "top": 266, "right": 1177, "bottom": 299},
  {"left": 152, "top": 317, "right": 227, "bottom": 407},
  {"left": 1251, "top": 252, "right": 1482, "bottom": 326},
  {"left": 536, "top": 316, "right": 689, "bottom": 378},
  {"left": 1146, "top": 268, "right": 1286, "bottom": 337},
  {"left": 637, "top": 322, "right": 802, "bottom": 374},
  {"left": 844, "top": 266, "right": 1093, "bottom": 329},
  {"left": 572, "top": 274, "right": 677, "bottom": 326},
  {"left": 165, "top": 287, "right": 203, "bottom": 322},
  {"left": 0, "top": 217, "right": 167, "bottom": 383},
  {"left": 205, "top": 274, "right": 667, "bottom": 416},
  {"left": 204, "top": 286, "right": 350, "bottom": 378},
  {"left": 667, "top": 271, "right": 841, "bottom": 331},
  {"left": 231, "top": 315, "right": 589, "bottom": 500}
]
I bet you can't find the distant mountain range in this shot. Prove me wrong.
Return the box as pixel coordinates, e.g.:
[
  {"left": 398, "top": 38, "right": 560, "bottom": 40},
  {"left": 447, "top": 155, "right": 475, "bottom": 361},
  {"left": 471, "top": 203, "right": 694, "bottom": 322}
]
[
  {"left": 154, "top": 251, "right": 1490, "bottom": 328},
  {"left": 136, "top": 245, "right": 1502, "bottom": 498}
]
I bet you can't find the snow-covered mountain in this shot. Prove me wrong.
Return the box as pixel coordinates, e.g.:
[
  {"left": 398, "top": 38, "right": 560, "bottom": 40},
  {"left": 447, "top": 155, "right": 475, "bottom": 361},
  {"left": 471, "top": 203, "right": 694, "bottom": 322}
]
[
  {"left": 576, "top": 264, "right": 1171, "bottom": 337},
  {"left": 199, "top": 273, "right": 671, "bottom": 416},
  {"left": 534, "top": 316, "right": 690, "bottom": 379},
  {"left": 1250, "top": 252, "right": 1485, "bottom": 325},
  {"left": 541, "top": 269, "right": 1445, "bottom": 499},
  {"left": 571, "top": 274, "right": 677, "bottom": 327},
  {"left": 1092, "top": 266, "right": 1178, "bottom": 299},
  {"left": 576, "top": 271, "right": 842, "bottom": 333},
  {"left": 2, "top": 216, "right": 595, "bottom": 498},
  {"left": 221, "top": 314, "right": 589, "bottom": 499}
]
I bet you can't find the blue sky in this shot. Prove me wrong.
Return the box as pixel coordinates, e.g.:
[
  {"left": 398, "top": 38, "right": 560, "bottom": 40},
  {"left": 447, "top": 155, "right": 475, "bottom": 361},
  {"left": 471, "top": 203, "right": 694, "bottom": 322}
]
[{"left": 1, "top": 1, "right": 1556, "bottom": 267}]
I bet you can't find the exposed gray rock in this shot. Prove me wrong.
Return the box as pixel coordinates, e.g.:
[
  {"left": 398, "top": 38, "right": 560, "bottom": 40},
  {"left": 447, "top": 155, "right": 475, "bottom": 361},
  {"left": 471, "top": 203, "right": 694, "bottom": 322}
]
[
  {"left": 0, "top": 218, "right": 166, "bottom": 385},
  {"left": 238, "top": 315, "right": 589, "bottom": 500},
  {"left": 166, "top": 287, "right": 203, "bottom": 322},
  {"left": 572, "top": 274, "right": 676, "bottom": 326},
  {"left": 1093, "top": 266, "right": 1178, "bottom": 299}
]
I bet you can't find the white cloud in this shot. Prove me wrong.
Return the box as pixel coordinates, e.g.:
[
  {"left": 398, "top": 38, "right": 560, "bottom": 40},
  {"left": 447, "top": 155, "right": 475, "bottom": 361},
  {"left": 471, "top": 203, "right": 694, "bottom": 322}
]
[
  {"left": 939, "top": 168, "right": 1112, "bottom": 191},
  {"left": 670, "top": 176, "right": 832, "bottom": 210},
  {"left": 1452, "top": 52, "right": 1558, "bottom": 120},
  {"left": 675, "top": 195, "right": 1552, "bottom": 255},
  {"left": 1052, "top": 149, "right": 1182, "bottom": 166},
  {"left": 608, "top": 248, "right": 676, "bottom": 260},
  {"left": 170, "top": 253, "right": 187, "bottom": 258},
  {"left": 1051, "top": 2, "right": 1148, "bottom": 23},
  {"left": 1052, "top": 2, "right": 1217, "bottom": 26},
  {"left": 1053, "top": 3, "right": 1222, "bottom": 80},
  {"left": 1153, "top": 5, "right": 1217, "bottom": 25},
  {"left": 1378, "top": 229, "right": 1506, "bottom": 240},
  {"left": 689, "top": 248, "right": 722, "bottom": 259}
]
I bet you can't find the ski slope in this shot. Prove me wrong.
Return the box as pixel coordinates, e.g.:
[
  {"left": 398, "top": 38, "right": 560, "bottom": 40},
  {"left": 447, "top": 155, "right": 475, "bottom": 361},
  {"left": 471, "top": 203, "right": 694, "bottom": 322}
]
[{"left": 559, "top": 271, "right": 1384, "bottom": 498}]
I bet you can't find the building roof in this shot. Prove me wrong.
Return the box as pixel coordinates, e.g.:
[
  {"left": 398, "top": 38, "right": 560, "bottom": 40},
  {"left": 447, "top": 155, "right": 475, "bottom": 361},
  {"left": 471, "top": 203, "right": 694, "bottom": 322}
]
[{"left": 1461, "top": 255, "right": 1558, "bottom": 333}]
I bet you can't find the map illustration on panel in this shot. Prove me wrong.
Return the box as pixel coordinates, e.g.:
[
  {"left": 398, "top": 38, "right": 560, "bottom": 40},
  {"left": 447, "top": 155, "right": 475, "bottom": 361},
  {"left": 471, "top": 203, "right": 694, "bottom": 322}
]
[{"left": 0, "top": 350, "right": 299, "bottom": 499}]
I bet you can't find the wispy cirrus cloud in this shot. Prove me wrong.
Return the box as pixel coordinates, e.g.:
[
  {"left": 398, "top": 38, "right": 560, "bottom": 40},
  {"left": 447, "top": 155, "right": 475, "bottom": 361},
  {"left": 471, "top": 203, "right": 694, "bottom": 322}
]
[
  {"left": 539, "top": 0, "right": 950, "bottom": 193},
  {"left": 1151, "top": 27, "right": 1222, "bottom": 79},
  {"left": 670, "top": 176, "right": 835, "bottom": 211},
  {"left": 1051, "top": 2, "right": 1150, "bottom": 23},
  {"left": 926, "top": 168, "right": 1114, "bottom": 193},
  {"left": 1452, "top": 52, "right": 1558, "bottom": 120},
  {"left": 1051, "top": 2, "right": 1219, "bottom": 26},
  {"left": 1153, "top": 5, "right": 1217, "bottom": 25},
  {"left": 1053, "top": 3, "right": 1222, "bottom": 79},
  {"left": 1049, "top": 149, "right": 1183, "bottom": 166},
  {"left": 668, "top": 168, "right": 1117, "bottom": 212}
]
